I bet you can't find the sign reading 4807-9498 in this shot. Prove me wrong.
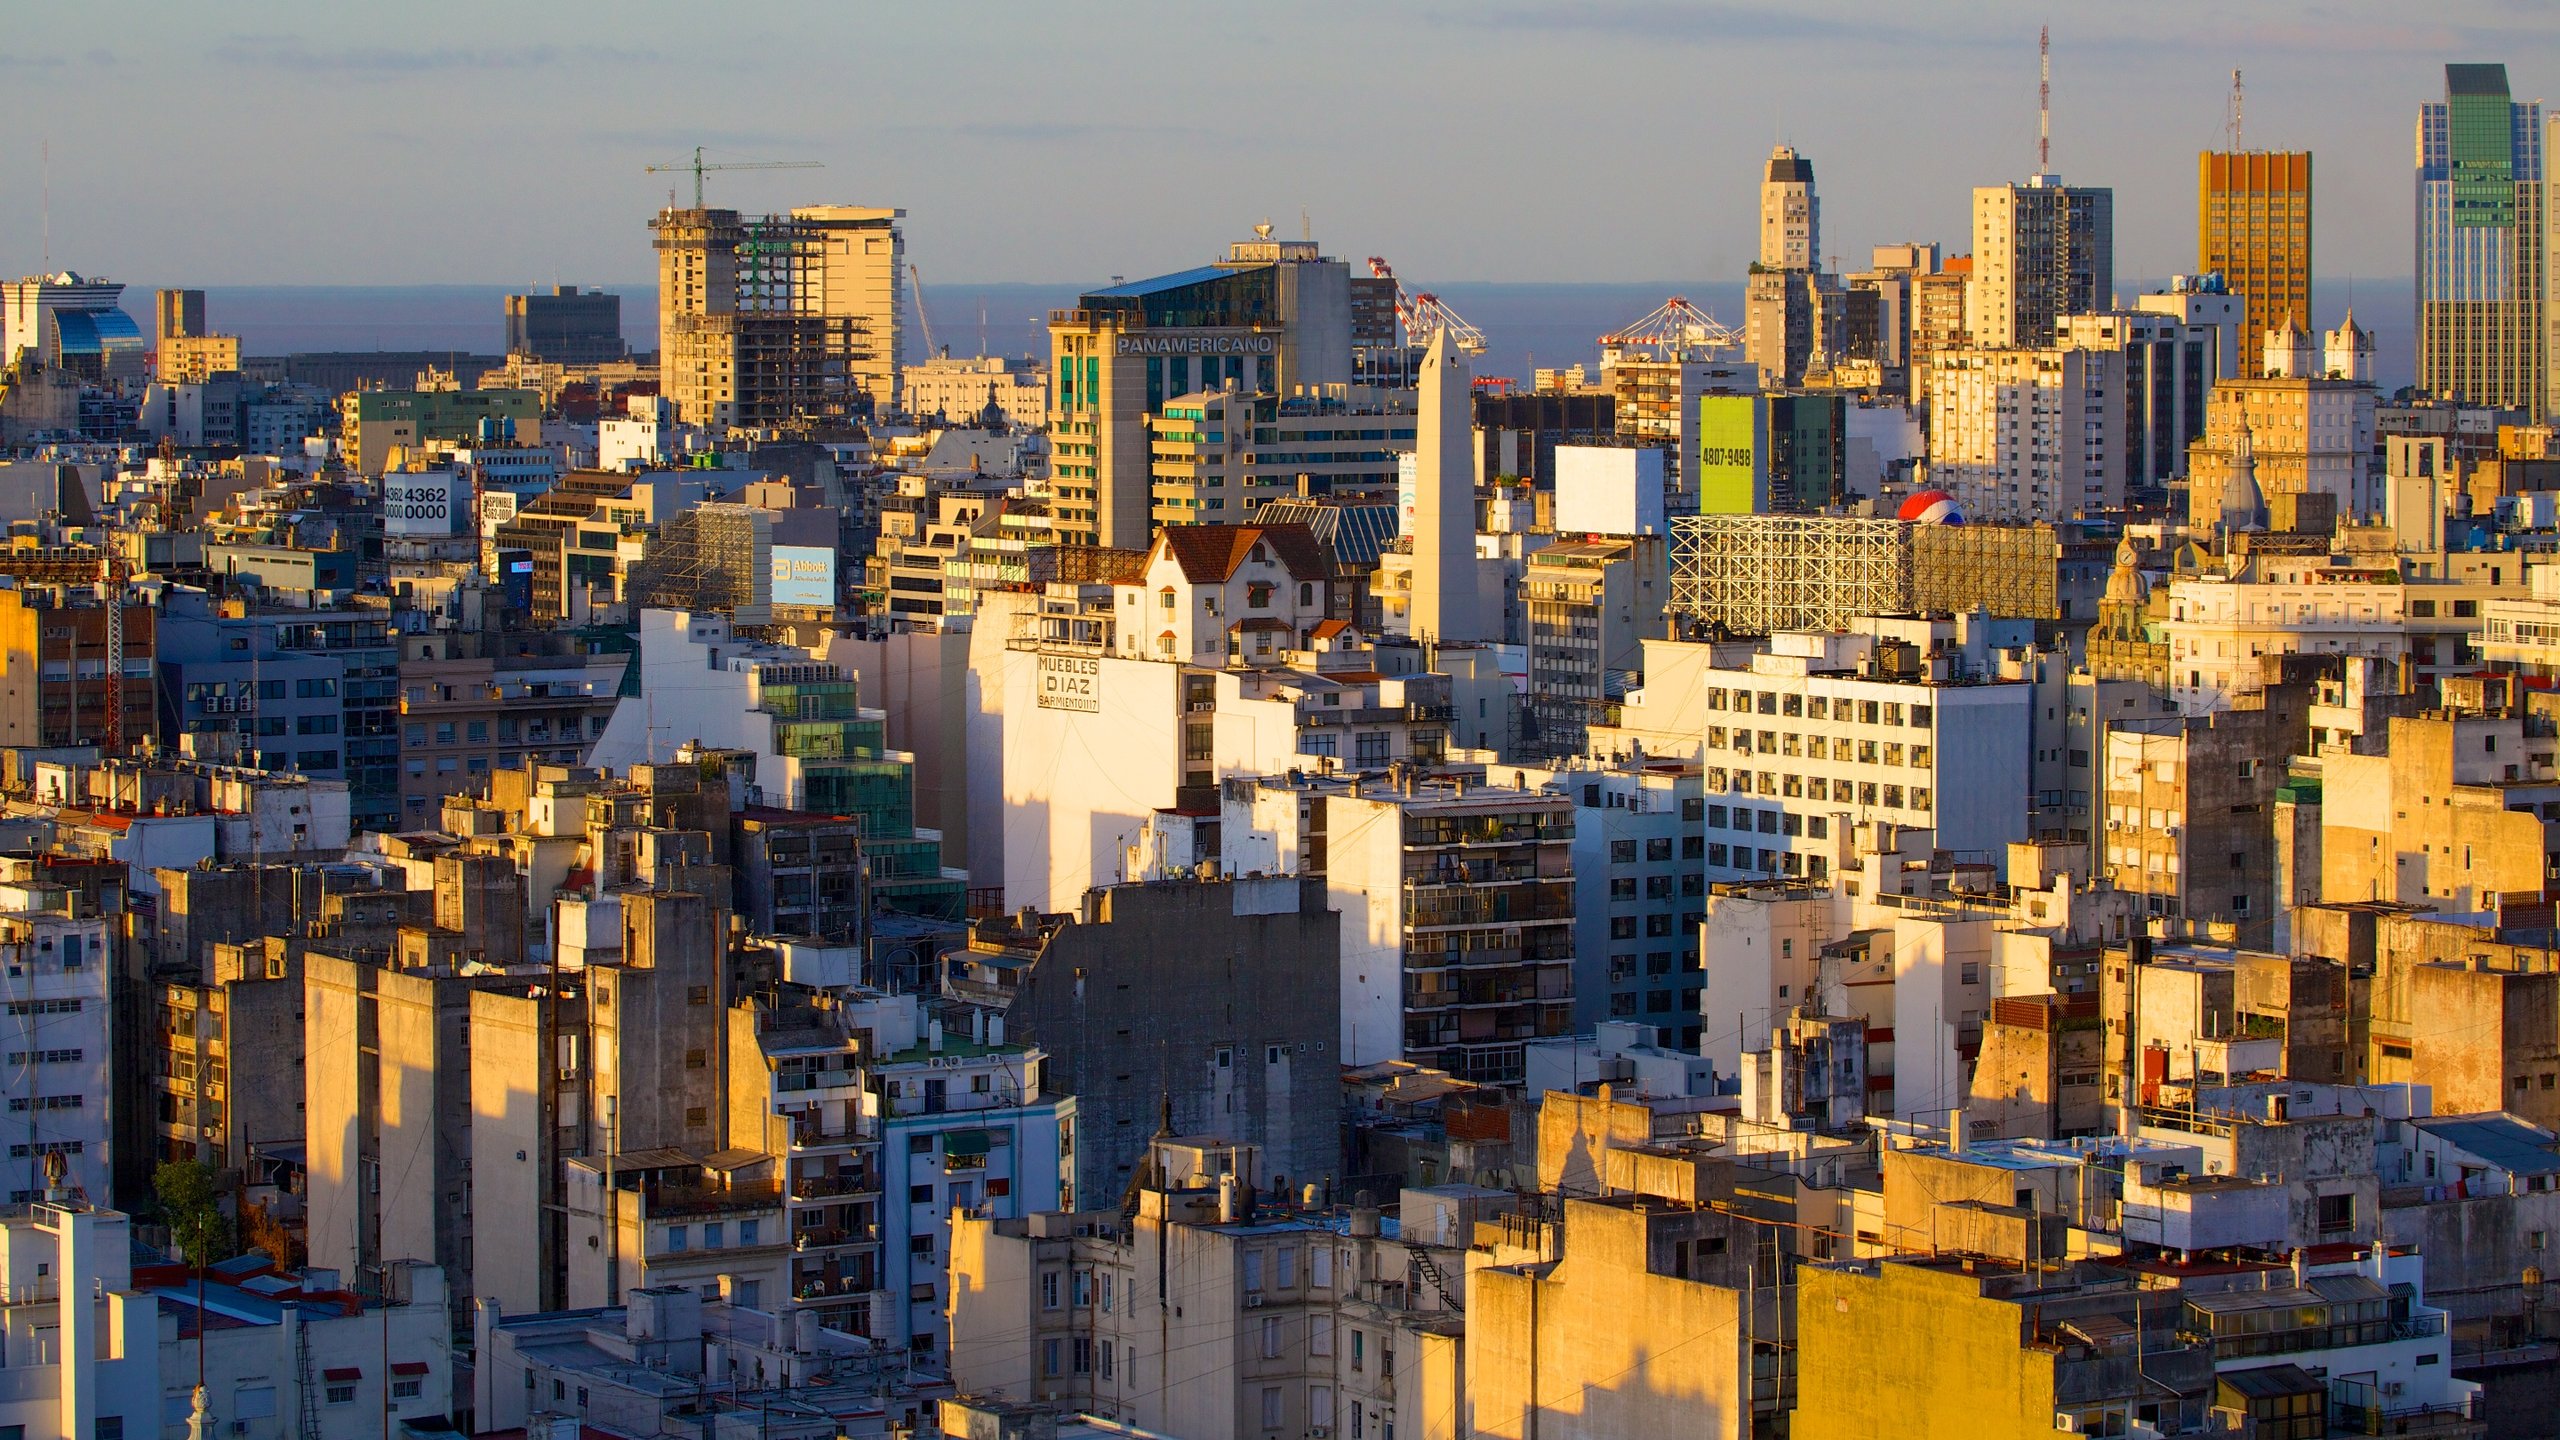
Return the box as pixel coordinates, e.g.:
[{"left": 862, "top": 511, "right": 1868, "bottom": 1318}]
[{"left": 1036, "top": 653, "right": 1101, "bottom": 712}]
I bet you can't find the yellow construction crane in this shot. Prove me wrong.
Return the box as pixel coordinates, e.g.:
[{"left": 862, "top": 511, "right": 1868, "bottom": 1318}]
[{"left": 646, "top": 146, "right": 823, "bottom": 209}]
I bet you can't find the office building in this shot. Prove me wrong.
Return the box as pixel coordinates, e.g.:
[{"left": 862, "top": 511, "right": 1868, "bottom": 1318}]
[
  {"left": 1148, "top": 387, "right": 1414, "bottom": 524},
  {"left": 1966, "top": 176, "right": 2113, "bottom": 348},
  {"left": 0, "top": 272, "right": 144, "bottom": 384},
  {"left": 1521, "top": 535, "right": 1665, "bottom": 757},
  {"left": 2199, "top": 150, "right": 2313, "bottom": 347},
  {"left": 651, "top": 204, "right": 906, "bottom": 430},
  {"left": 1047, "top": 232, "right": 1358, "bottom": 548},
  {"left": 1694, "top": 393, "right": 1847, "bottom": 513},
  {"left": 1745, "top": 145, "right": 1839, "bottom": 386},
  {"left": 2417, "top": 63, "right": 2547, "bottom": 419},
  {"left": 2184, "top": 317, "right": 2380, "bottom": 527},
  {"left": 504, "top": 285, "right": 627, "bottom": 365},
  {"left": 1923, "top": 340, "right": 2125, "bottom": 522},
  {"left": 153, "top": 288, "right": 204, "bottom": 351}
]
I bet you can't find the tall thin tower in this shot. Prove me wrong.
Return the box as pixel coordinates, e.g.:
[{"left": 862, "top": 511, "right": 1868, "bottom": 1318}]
[{"left": 2038, "top": 26, "right": 2051, "bottom": 175}]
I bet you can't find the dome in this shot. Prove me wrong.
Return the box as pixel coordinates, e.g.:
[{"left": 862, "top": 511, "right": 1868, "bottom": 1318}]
[
  {"left": 1897, "top": 490, "right": 1964, "bottom": 525},
  {"left": 2102, "top": 536, "right": 2148, "bottom": 607}
]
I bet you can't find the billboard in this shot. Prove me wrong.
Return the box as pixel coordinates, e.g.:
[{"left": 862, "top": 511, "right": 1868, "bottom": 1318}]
[
  {"left": 1552, "top": 446, "right": 1667, "bottom": 536},
  {"left": 1694, "top": 395, "right": 1771, "bottom": 515},
  {"left": 385, "top": 469, "right": 467, "bottom": 537},
  {"left": 770, "top": 544, "right": 837, "bottom": 608}
]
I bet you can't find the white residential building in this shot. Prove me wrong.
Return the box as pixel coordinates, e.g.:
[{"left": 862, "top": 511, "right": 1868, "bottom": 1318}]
[
  {"left": 0, "top": 877, "right": 113, "bottom": 1205},
  {"left": 0, "top": 1200, "right": 161, "bottom": 1440},
  {"left": 1923, "top": 340, "right": 2125, "bottom": 523}
]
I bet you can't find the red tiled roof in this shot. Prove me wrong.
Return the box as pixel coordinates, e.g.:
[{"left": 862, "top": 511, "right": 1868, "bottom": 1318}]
[
  {"left": 391, "top": 1362, "right": 429, "bottom": 1377},
  {"left": 324, "top": 1367, "right": 362, "bottom": 1382},
  {"left": 1154, "top": 523, "right": 1329, "bottom": 584}
]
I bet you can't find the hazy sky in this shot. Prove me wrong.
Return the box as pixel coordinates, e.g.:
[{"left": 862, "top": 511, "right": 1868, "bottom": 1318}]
[{"left": 7, "top": 0, "right": 2556, "bottom": 290}]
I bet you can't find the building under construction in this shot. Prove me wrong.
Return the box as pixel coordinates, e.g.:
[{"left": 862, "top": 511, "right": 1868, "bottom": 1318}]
[
  {"left": 631, "top": 503, "right": 772, "bottom": 621},
  {"left": 1669, "top": 513, "right": 2065, "bottom": 635},
  {"left": 651, "top": 205, "right": 904, "bottom": 431}
]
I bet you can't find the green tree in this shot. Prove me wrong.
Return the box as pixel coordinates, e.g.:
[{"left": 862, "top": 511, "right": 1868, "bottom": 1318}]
[{"left": 154, "top": 1159, "right": 234, "bottom": 1269}]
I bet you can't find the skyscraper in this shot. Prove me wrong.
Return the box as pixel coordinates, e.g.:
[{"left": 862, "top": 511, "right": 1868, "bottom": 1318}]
[
  {"left": 2416, "top": 63, "right": 2547, "bottom": 419},
  {"left": 1745, "top": 145, "right": 1837, "bottom": 385},
  {"left": 1967, "top": 176, "right": 2113, "bottom": 347},
  {"left": 2197, "top": 150, "right": 2312, "bottom": 347}
]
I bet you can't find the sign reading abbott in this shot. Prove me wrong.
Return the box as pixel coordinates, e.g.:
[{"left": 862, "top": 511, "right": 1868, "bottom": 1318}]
[
  {"left": 1036, "top": 654, "right": 1101, "bottom": 712},
  {"left": 770, "top": 545, "right": 836, "bottom": 607},
  {"left": 1695, "top": 395, "right": 1770, "bottom": 515}
]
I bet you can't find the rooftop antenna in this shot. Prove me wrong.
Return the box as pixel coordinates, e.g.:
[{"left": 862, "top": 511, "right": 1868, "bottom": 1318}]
[
  {"left": 1301, "top": 208, "right": 1311, "bottom": 243},
  {"left": 2038, "top": 25, "right": 2051, "bottom": 174},
  {"left": 2227, "top": 68, "right": 2244, "bottom": 151}
]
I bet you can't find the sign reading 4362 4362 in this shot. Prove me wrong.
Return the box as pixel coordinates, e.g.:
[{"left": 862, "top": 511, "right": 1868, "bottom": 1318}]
[{"left": 1036, "top": 653, "right": 1101, "bottom": 712}]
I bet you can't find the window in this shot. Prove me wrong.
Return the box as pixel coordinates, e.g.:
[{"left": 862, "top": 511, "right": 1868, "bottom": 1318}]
[
  {"left": 2316, "top": 1193, "right": 2355, "bottom": 1234},
  {"left": 702, "top": 1223, "right": 724, "bottom": 1249},
  {"left": 1262, "top": 1315, "right": 1283, "bottom": 1358},
  {"left": 1261, "top": 1387, "right": 1283, "bottom": 1430},
  {"left": 1073, "top": 1337, "right": 1093, "bottom": 1374},
  {"left": 325, "top": 1387, "right": 355, "bottom": 1407},
  {"left": 1311, "top": 1314, "right": 1335, "bottom": 1355},
  {"left": 1041, "top": 1270, "right": 1062, "bottom": 1310},
  {"left": 1610, "top": 840, "right": 1636, "bottom": 864},
  {"left": 665, "top": 1225, "right": 687, "bottom": 1253},
  {"left": 1277, "top": 1247, "right": 1297, "bottom": 1287},
  {"left": 1351, "top": 1329, "right": 1366, "bottom": 1372},
  {"left": 1244, "top": 1251, "right": 1265, "bottom": 1292},
  {"left": 1043, "top": 1339, "right": 1063, "bottom": 1376},
  {"left": 392, "top": 1381, "right": 422, "bottom": 1401}
]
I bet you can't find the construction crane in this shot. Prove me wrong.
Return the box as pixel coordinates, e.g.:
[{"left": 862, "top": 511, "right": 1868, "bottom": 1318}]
[
  {"left": 1599, "top": 297, "right": 1743, "bottom": 362},
  {"left": 645, "top": 146, "right": 823, "bottom": 209},
  {"left": 1366, "top": 257, "right": 1487, "bottom": 355},
  {"left": 909, "top": 263, "right": 941, "bottom": 358}
]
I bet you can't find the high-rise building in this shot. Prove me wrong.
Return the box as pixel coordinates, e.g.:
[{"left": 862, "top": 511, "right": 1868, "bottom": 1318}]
[
  {"left": 1967, "top": 176, "right": 2114, "bottom": 348},
  {"left": 650, "top": 203, "right": 905, "bottom": 430},
  {"left": 1745, "top": 145, "right": 1838, "bottom": 385},
  {"left": 152, "top": 288, "right": 203, "bottom": 350},
  {"left": 2198, "top": 150, "right": 2312, "bottom": 346},
  {"left": 1759, "top": 143, "right": 1818, "bottom": 269},
  {"left": 2416, "top": 63, "right": 2547, "bottom": 419},
  {"left": 1046, "top": 232, "right": 1358, "bottom": 548},
  {"left": 0, "top": 273, "right": 143, "bottom": 383},
  {"left": 1412, "top": 329, "right": 1484, "bottom": 643},
  {"left": 503, "top": 285, "right": 626, "bottom": 365}
]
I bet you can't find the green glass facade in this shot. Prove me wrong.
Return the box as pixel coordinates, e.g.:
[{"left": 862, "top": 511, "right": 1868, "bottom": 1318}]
[
  {"left": 755, "top": 677, "right": 963, "bottom": 921},
  {"left": 2447, "top": 63, "right": 2517, "bottom": 228}
]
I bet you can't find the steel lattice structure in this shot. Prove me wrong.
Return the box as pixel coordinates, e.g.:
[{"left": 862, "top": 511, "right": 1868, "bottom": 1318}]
[{"left": 1669, "top": 514, "right": 1912, "bottom": 635}]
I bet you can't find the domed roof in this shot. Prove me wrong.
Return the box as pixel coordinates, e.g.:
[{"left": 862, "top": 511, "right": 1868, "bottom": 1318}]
[{"left": 2102, "top": 536, "right": 2149, "bottom": 607}]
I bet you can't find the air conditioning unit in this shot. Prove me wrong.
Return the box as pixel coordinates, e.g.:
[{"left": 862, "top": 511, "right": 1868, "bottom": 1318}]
[
  {"left": 2053, "top": 1415, "right": 2084, "bottom": 1435},
  {"left": 1244, "top": 1295, "right": 1266, "bottom": 1308}
]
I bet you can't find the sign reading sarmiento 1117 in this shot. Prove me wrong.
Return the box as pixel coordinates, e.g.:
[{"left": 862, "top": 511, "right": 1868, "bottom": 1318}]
[
  {"left": 1036, "top": 653, "right": 1101, "bottom": 712},
  {"left": 1115, "top": 333, "right": 1276, "bottom": 356}
]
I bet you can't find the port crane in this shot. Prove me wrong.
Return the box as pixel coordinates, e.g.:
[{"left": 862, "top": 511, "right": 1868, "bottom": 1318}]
[
  {"left": 645, "top": 146, "right": 823, "bottom": 209},
  {"left": 1366, "top": 257, "right": 1487, "bottom": 355},
  {"left": 909, "top": 263, "right": 941, "bottom": 358},
  {"left": 1599, "top": 296, "right": 1743, "bottom": 362}
]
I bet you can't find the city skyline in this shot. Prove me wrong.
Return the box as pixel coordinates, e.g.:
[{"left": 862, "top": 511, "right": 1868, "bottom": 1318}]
[{"left": 5, "top": 0, "right": 2556, "bottom": 288}]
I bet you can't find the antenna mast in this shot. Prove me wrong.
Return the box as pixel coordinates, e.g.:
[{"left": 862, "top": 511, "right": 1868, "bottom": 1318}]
[
  {"left": 2228, "top": 68, "right": 2244, "bottom": 151},
  {"left": 2038, "top": 26, "right": 2051, "bottom": 174}
]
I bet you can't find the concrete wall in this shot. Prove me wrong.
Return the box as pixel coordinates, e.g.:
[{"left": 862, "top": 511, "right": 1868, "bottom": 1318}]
[
  {"left": 1465, "top": 1200, "right": 1748, "bottom": 1440},
  {"left": 469, "top": 988, "right": 551, "bottom": 1317},
  {"left": 1012, "top": 878, "right": 1340, "bottom": 1203},
  {"left": 1793, "top": 1262, "right": 2058, "bottom": 1440}
]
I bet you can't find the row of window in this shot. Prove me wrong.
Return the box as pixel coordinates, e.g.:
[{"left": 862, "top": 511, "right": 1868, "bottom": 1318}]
[
  {"left": 1707, "top": 688, "right": 1933, "bottom": 727},
  {"left": 1713, "top": 728, "right": 1933, "bottom": 767}
]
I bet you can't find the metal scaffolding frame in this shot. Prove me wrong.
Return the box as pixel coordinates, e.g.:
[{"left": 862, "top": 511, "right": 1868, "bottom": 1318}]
[{"left": 1669, "top": 514, "right": 1912, "bottom": 635}]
